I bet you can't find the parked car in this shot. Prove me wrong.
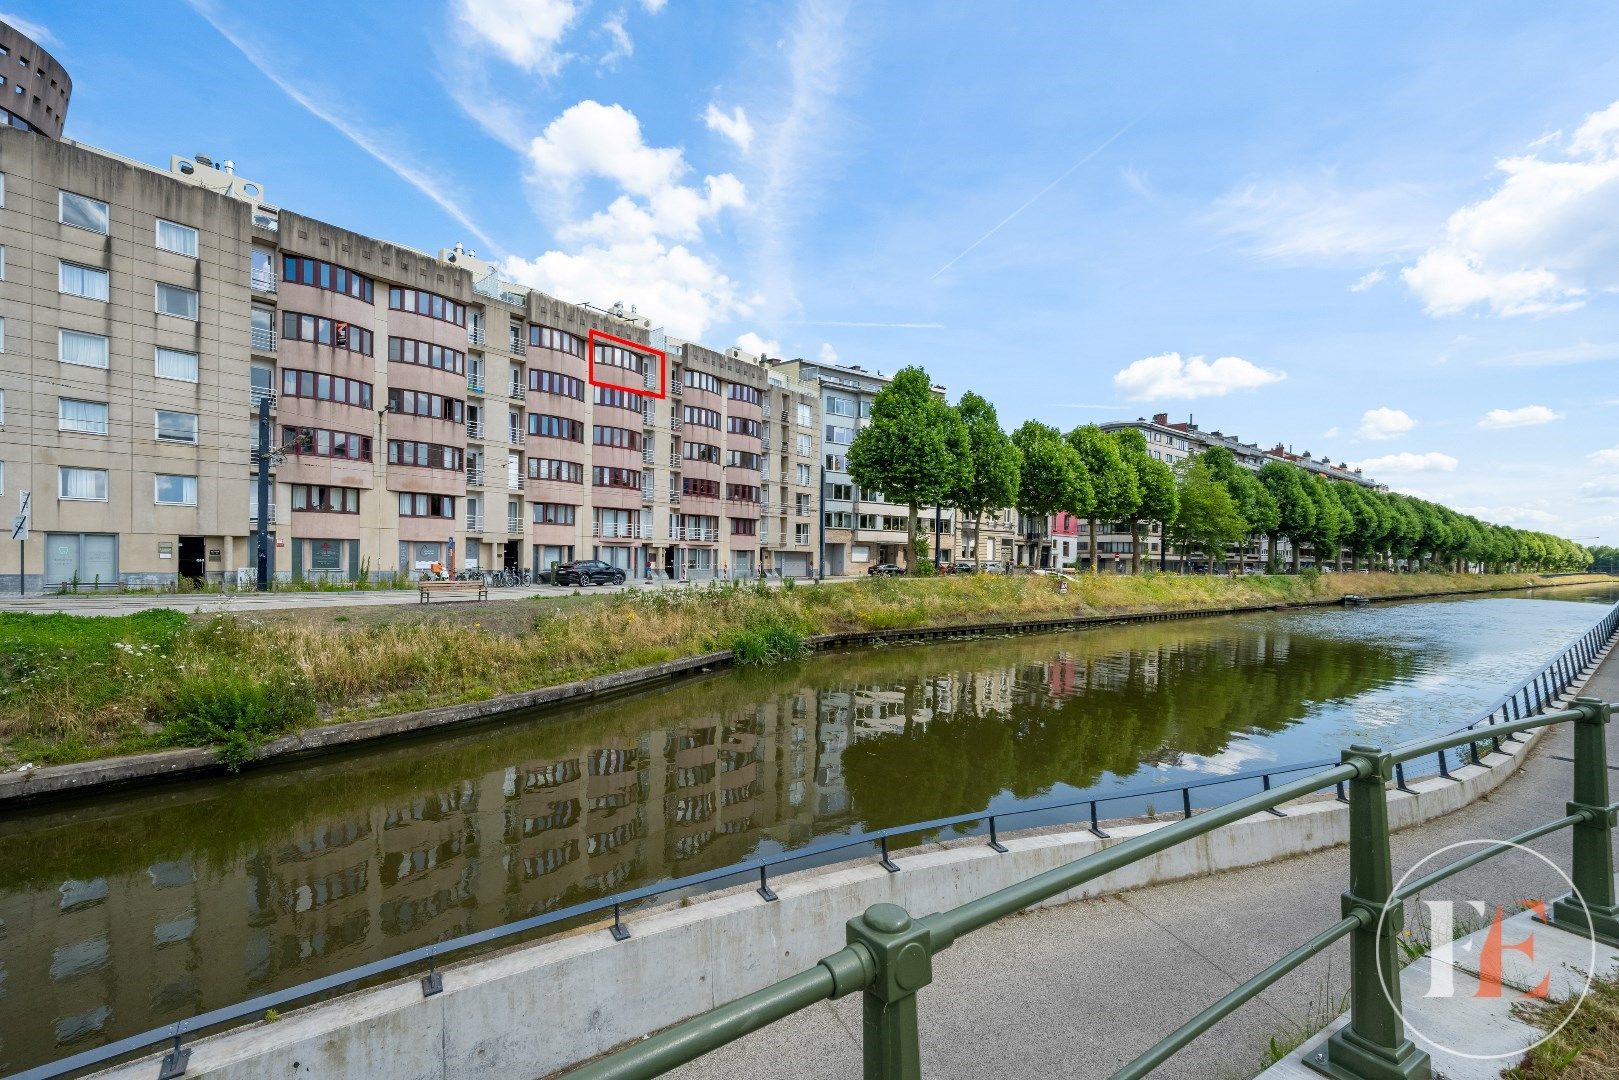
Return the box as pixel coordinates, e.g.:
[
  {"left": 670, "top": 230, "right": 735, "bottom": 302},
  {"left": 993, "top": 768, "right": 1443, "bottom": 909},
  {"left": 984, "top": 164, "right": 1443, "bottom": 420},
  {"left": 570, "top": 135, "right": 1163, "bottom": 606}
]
[
  {"left": 867, "top": 563, "right": 905, "bottom": 576},
  {"left": 555, "top": 559, "right": 627, "bottom": 586},
  {"left": 983, "top": 560, "right": 1006, "bottom": 574},
  {"left": 950, "top": 560, "right": 977, "bottom": 574}
]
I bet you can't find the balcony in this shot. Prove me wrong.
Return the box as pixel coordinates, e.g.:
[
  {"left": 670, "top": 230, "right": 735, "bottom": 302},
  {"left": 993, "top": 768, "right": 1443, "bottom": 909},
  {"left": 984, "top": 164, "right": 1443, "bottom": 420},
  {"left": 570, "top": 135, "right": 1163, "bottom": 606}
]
[
  {"left": 760, "top": 435, "right": 773, "bottom": 451},
  {"left": 670, "top": 490, "right": 682, "bottom": 505},
  {"left": 592, "top": 521, "right": 652, "bottom": 539},
  {"left": 252, "top": 209, "right": 279, "bottom": 232},
  {"left": 641, "top": 486, "right": 654, "bottom": 504},
  {"left": 249, "top": 387, "right": 276, "bottom": 409},
  {"left": 642, "top": 446, "right": 655, "bottom": 465},
  {"left": 468, "top": 325, "right": 487, "bottom": 347},
  {"left": 466, "top": 513, "right": 485, "bottom": 532},
  {"left": 508, "top": 430, "right": 526, "bottom": 447},
  {"left": 668, "top": 454, "right": 683, "bottom": 468},
  {"left": 466, "top": 466, "right": 486, "bottom": 486},
  {"left": 672, "top": 382, "right": 683, "bottom": 397},
  {"left": 509, "top": 383, "right": 525, "bottom": 402},
  {"left": 250, "top": 327, "right": 277, "bottom": 353},
  {"left": 508, "top": 338, "right": 527, "bottom": 357},
  {"left": 642, "top": 407, "right": 657, "bottom": 427},
  {"left": 644, "top": 370, "right": 660, "bottom": 391},
  {"left": 507, "top": 516, "right": 523, "bottom": 535},
  {"left": 467, "top": 374, "right": 486, "bottom": 394},
  {"left": 467, "top": 419, "right": 486, "bottom": 440},
  {"left": 672, "top": 526, "right": 720, "bottom": 542},
  {"left": 248, "top": 503, "right": 278, "bottom": 526},
  {"left": 508, "top": 475, "right": 525, "bottom": 492},
  {"left": 670, "top": 416, "right": 684, "bottom": 431},
  {"left": 250, "top": 268, "right": 277, "bottom": 294}
]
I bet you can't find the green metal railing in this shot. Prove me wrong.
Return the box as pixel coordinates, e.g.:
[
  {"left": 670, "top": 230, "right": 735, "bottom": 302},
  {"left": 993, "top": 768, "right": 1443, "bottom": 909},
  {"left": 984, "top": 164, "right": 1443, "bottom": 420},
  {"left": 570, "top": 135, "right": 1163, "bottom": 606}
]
[{"left": 568, "top": 647, "right": 1619, "bottom": 1078}]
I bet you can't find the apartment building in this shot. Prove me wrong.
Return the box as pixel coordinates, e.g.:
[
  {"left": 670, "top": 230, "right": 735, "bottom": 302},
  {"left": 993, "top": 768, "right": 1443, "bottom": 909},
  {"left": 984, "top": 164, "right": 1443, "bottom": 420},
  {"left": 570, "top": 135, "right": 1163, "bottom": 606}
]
[
  {"left": 764, "top": 356, "right": 954, "bottom": 574},
  {"left": 749, "top": 357, "right": 821, "bottom": 577}
]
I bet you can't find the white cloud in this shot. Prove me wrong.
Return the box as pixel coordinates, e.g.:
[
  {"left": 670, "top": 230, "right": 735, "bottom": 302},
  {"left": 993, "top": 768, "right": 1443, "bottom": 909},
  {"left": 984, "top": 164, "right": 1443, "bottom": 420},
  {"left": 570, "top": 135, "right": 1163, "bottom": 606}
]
[
  {"left": 1477, "top": 405, "right": 1565, "bottom": 429},
  {"left": 1349, "top": 268, "right": 1386, "bottom": 293},
  {"left": 1357, "top": 407, "right": 1416, "bottom": 441},
  {"left": 1457, "top": 504, "right": 1559, "bottom": 526},
  {"left": 455, "top": 0, "right": 579, "bottom": 74},
  {"left": 640, "top": 0, "right": 667, "bottom": 9},
  {"left": 528, "top": 100, "right": 687, "bottom": 197},
  {"left": 1481, "top": 341, "right": 1619, "bottom": 367},
  {"left": 818, "top": 342, "right": 838, "bottom": 364},
  {"left": 734, "top": 332, "right": 781, "bottom": 358},
  {"left": 598, "top": 11, "right": 633, "bottom": 69},
  {"left": 1350, "top": 452, "right": 1459, "bottom": 474},
  {"left": 1582, "top": 477, "right": 1619, "bottom": 501},
  {"left": 1213, "top": 175, "right": 1435, "bottom": 262},
  {"left": 1402, "top": 99, "right": 1619, "bottom": 317},
  {"left": 559, "top": 173, "right": 746, "bottom": 245},
  {"left": 1589, "top": 446, "right": 1619, "bottom": 467},
  {"left": 1112, "top": 352, "right": 1286, "bottom": 401},
  {"left": 703, "top": 103, "right": 754, "bottom": 153},
  {"left": 1323, "top": 426, "right": 1340, "bottom": 438},
  {"left": 0, "top": 10, "right": 54, "bottom": 43},
  {"left": 503, "top": 240, "right": 749, "bottom": 340}
]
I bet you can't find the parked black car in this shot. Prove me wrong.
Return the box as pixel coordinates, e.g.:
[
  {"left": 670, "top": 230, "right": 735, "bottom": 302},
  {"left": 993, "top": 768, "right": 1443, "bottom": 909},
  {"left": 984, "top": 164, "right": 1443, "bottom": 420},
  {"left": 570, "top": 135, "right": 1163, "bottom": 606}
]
[
  {"left": 867, "top": 563, "right": 905, "bottom": 576},
  {"left": 555, "top": 559, "right": 627, "bottom": 586},
  {"left": 950, "top": 560, "right": 977, "bottom": 574}
]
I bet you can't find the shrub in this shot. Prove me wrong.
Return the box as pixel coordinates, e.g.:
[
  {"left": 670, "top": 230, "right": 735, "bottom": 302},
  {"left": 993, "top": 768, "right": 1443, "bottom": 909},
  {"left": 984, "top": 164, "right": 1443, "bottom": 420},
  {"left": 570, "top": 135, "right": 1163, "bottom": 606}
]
[
  {"left": 150, "top": 672, "right": 317, "bottom": 770},
  {"left": 728, "top": 615, "right": 810, "bottom": 666}
]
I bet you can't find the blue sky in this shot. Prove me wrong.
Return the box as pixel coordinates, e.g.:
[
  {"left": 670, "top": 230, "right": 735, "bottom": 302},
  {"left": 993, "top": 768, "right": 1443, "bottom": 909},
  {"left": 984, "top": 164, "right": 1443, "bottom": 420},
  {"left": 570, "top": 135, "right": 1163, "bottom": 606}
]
[{"left": 20, "top": 0, "right": 1619, "bottom": 543}]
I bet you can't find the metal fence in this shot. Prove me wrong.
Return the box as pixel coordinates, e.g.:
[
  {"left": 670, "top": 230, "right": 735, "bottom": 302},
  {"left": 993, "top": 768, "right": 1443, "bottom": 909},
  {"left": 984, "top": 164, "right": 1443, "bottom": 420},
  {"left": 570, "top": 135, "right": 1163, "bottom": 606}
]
[{"left": 18, "top": 601, "right": 1619, "bottom": 1080}]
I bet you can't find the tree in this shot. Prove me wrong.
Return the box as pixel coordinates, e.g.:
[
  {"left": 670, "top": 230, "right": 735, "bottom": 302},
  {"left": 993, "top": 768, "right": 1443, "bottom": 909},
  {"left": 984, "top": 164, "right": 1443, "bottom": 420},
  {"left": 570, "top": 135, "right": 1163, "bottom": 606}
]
[
  {"left": 1113, "top": 428, "right": 1178, "bottom": 573},
  {"left": 1170, "top": 460, "right": 1249, "bottom": 574},
  {"left": 1011, "top": 421, "right": 1089, "bottom": 568},
  {"left": 1202, "top": 447, "right": 1276, "bottom": 571},
  {"left": 953, "top": 393, "right": 1021, "bottom": 570},
  {"left": 1067, "top": 425, "right": 1141, "bottom": 574},
  {"left": 1258, "top": 461, "right": 1316, "bottom": 573},
  {"left": 1301, "top": 476, "right": 1350, "bottom": 570},
  {"left": 847, "top": 366, "right": 967, "bottom": 573}
]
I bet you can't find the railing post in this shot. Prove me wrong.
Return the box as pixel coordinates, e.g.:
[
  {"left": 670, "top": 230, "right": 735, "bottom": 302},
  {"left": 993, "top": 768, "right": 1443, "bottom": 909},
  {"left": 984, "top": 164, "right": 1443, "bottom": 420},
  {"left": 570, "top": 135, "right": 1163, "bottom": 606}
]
[
  {"left": 1308, "top": 744, "right": 1430, "bottom": 1080},
  {"left": 846, "top": 903, "right": 932, "bottom": 1080},
  {"left": 1549, "top": 697, "right": 1619, "bottom": 947}
]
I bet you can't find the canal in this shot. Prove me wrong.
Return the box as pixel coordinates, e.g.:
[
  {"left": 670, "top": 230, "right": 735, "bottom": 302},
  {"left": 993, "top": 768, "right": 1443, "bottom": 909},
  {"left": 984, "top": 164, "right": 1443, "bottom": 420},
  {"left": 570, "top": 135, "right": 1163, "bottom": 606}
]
[{"left": 3, "top": 583, "right": 1616, "bottom": 1072}]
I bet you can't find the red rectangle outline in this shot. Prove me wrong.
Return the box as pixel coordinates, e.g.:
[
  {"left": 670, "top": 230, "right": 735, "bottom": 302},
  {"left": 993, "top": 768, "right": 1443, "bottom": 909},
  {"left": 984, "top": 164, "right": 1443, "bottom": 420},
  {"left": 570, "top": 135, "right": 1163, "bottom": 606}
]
[{"left": 587, "top": 328, "right": 667, "bottom": 400}]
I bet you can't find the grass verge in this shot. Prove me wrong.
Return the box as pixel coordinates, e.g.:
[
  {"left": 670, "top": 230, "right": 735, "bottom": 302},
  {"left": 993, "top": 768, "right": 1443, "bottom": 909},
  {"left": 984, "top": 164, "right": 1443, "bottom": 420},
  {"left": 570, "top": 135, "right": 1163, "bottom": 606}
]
[
  {"left": 1506, "top": 973, "right": 1619, "bottom": 1078},
  {"left": 0, "top": 571, "right": 1608, "bottom": 769}
]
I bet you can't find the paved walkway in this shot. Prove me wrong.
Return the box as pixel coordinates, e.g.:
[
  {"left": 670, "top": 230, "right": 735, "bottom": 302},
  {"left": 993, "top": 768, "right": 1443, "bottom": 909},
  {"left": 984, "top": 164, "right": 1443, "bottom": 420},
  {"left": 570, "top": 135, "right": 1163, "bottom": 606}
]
[{"left": 661, "top": 654, "right": 1619, "bottom": 1080}]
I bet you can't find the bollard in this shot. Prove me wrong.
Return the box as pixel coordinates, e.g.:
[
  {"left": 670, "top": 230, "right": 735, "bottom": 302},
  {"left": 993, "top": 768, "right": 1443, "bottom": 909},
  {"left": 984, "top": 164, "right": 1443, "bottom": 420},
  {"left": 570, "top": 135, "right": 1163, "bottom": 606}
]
[
  {"left": 1550, "top": 697, "right": 1619, "bottom": 946},
  {"left": 847, "top": 904, "right": 932, "bottom": 1080},
  {"left": 1309, "top": 744, "right": 1430, "bottom": 1080}
]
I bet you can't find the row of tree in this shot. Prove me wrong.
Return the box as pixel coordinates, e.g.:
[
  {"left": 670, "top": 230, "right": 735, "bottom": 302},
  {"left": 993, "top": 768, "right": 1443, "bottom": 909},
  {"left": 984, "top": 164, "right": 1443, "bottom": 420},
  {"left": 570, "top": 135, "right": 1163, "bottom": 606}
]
[{"left": 845, "top": 365, "right": 1593, "bottom": 575}]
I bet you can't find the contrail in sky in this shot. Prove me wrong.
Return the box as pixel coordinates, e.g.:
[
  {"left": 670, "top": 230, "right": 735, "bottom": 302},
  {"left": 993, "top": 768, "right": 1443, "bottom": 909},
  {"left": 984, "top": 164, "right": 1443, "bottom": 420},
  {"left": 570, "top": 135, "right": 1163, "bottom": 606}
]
[
  {"left": 789, "top": 320, "right": 946, "bottom": 329},
  {"left": 928, "top": 120, "right": 1137, "bottom": 281}
]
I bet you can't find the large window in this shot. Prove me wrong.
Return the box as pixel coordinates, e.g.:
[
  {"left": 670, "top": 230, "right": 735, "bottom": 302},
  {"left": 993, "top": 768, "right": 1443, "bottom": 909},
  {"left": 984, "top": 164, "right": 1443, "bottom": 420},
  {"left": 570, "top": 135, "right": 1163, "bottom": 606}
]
[
  {"left": 156, "top": 218, "right": 198, "bottom": 257},
  {"left": 684, "top": 370, "right": 721, "bottom": 394},
  {"left": 592, "top": 385, "right": 642, "bottom": 411},
  {"left": 592, "top": 425, "right": 640, "bottom": 450},
  {"left": 728, "top": 384, "right": 762, "bottom": 405},
  {"left": 532, "top": 502, "right": 577, "bottom": 525},
  {"left": 596, "top": 344, "right": 645, "bottom": 374},
  {"left": 388, "top": 286, "right": 465, "bottom": 326},
  {"left": 724, "top": 449, "right": 762, "bottom": 470},
  {"left": 529, "top": 458, "right": 584, "bottom": 483},
  {"left": 59, "top": 329, "right": 109, "bottom": 368},
  {"left": 59, "top": 190, "right": 109, "bottom": 234},
  {"left": 59, "top": 261, "right": 109, "bottom": 301},
  {"left": 281, "top": 311, "right": 374, "bottom": 355},
  {"left": 682, "top": 477, "right": 721, "bottom": 498},
  {"left": 283, "top": 368, "right": 374, "bottom": 408},
  {"left": 683, "top": 405, "right": 720, "bottom": 429},
  {"left": 282, "top": 255, "right": 374, "bottom": 303},
  {"left": 684, "top": 442, "right": 721, "bottom": 464},
  {"left": 155, "top": 282, "right": 199, "bottom": 320},
  {"left": 387, "top": 440, "right": 464, "bottom": 470},
  {"left": 155, "top": 410, "right": 199, "bottom": 444},
  {"left": 731, "top": 518, "right": 757, "bottom": 536},
  {"left": 292, "top": 485, "right": 359, "bottom": 514},
  {"left": 387, "top": 388, "right": 463, "bottom": 422},
  {"left": 155, "top": 474, "right": 198, "bottom": 506},
  {"left": 531, "top": 369, "right": 584, "bottom": 398},
  {"left": 726, "top": 484, "right": 761, "bottom": 502},
  {"left": 593, "top": 466, "right": 641, "bottom": 490},
  {"left": 529, "top": 325, "right": 585, "bottom": 355},
  {"left": 824, "top": 395, "right": 856, "bottom": 417},
  {"left": 59, "top": 466, "right": 108, "bottom": 501},
  {"left": 529, "top": 414, "right": 584, "bottom": 441},
  {"left": 727, "top": 417, "right": 762, "bottom": 438},
  {"left": 283, "top": 426, "right": 372, "bottom": 461},
  {"left": 58, "top": 398, "right": 108, "bottom": 435},
  {"left": 388, "top": 336, "right": 463, "bottom": 373},
  {"left": 155, "top": 346, "right": 199, "bottom": 382},
  {"left": 398, "top": 492, "right": 455, "bottom": 518}
]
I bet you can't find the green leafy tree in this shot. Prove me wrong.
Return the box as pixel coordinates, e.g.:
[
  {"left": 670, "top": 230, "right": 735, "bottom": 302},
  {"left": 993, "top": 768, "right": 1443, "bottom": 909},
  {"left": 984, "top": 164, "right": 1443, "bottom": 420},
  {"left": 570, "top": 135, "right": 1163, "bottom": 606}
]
[
  {"left": 952, "top": 393, "right": 1022, "bottom": 570},
  {"left": 1201, "top": 447, "right": 1277, "bottom": 570},
  {"left": 1012, "top": 421, "right": 1089, "bottom": 568},
  {"left": 1113, "top": 428, "right": 1178, "bottom": 572},
  {"left": 1258, "top": 461, "right": 1316, "bottom": 573},
  {"left": 1304, "top": 476, "right": 1351, "bottom": 570},
  {"left": 1171, "top": 460, "right": 1249, "bottom": 575},
  {"left": 1067, "top": 425, "right": 1141, "bottom": 574},
  {"left": 847, "top": 366, "right": 967, "bottom": 573}
]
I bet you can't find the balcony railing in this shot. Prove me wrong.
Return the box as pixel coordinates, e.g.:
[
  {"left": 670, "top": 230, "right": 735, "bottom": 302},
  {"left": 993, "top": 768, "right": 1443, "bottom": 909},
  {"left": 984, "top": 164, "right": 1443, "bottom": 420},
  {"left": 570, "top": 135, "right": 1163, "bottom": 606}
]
[
  {"left": 670, "top": 490, "right": 682, "bottom": 504},
  {"left": 466, "top": 466, "right": 485, "bottom": 486},
  {"left": 642, "top": 407, "right": 657, "bottom": 427},
  {"left": 644, "top": 370, "right": 660, "bottom": 391},
  {"left": 250, "top": 268, "right": 277, "bottom": 293},
  {"left": 592, "top": 522, "right": 651, "bottom": 539},
  {"left": 670, "top": 525, "right": 720, "bottom": 542},
  {"left": 642, "top": 447, "right": 656, "bottom": 465},
  {"left": 508, "top": 430, "right": 526, "bottom": 447},
  {"left": 468, "top": 325, "right": 487, "bottom": 346},
  {"left": 509, "top": 338, "right": 527, "bottom": 356},
  {"left": 250, "top": 327, "right": 277, "bottom": 353},
  {"left": 467, "top": 419, "right": 486, "bottom": 440},
  {"left": 465, "top": 513, "right": 485, "bottom": 532},
  {"left": 670, "top": 417, "right": 684, "bottom": 431},
  {"left": 248, "top": 504, "right": 277, "bottom": 525},
  {"left": 672, "top": 381, "right": 683, "bottom": 397},
  {"left": 249, "top": 387, "right": 276, "bottom": 409},
  {"left": 251, "top": 209, "right": 279, "bottom": 232},
  {"left": 641, "top": 486, "right": 654, "bottom": 504},
  {"left": 508, "top": 475, "right": 525, "bottom": 492},
  {"left": 509, "top": 384, "right": 526, "bottom": 402},
  {"left": 467, "top": 374, "right": 486, "bottom": 394}
]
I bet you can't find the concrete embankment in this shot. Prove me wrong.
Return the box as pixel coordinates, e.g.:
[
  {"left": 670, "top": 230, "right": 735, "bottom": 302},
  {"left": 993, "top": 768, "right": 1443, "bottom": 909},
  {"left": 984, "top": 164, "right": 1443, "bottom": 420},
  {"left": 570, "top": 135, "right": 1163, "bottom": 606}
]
[
  {"left": 85, "top": 620, "right": 1617, "bottom": 1080},
  {"left": 2, "top": 576, "right": 1604, "bottom": 807}
]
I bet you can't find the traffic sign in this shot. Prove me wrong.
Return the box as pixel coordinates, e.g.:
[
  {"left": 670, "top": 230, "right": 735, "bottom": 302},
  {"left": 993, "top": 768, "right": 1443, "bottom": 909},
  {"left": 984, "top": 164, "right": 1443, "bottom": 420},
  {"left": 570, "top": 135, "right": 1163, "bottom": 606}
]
[{"left": 10, "top": 490, "right": 29, "bottom": 542}]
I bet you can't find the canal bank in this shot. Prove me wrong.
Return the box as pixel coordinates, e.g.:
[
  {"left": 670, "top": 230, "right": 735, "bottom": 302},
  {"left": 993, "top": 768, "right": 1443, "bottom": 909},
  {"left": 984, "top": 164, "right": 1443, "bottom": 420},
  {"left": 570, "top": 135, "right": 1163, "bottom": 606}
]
[
  {"left": 71, "top": 600, "right": 1619, "bottom": 1080},
  {"left": 2, "top": 573, "right": 1610, "bottom": 806}
]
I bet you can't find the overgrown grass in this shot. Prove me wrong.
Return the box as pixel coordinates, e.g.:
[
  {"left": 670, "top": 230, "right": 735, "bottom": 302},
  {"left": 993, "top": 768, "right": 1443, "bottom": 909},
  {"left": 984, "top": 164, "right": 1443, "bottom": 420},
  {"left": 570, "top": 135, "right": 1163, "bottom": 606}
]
[
  {"left": 0, "top": 571, "right": 1606, "bottom": 768},
  {"left": 1505, "top": 972, "right": 1619, "bottom": 1078}
]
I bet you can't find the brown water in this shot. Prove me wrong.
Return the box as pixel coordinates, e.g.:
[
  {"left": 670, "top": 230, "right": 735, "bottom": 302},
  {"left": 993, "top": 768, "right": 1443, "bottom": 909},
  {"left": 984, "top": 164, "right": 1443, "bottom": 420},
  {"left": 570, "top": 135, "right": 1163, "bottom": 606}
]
[{"left": 2, "top": 583, "right": 1615, "bottom": 1072}]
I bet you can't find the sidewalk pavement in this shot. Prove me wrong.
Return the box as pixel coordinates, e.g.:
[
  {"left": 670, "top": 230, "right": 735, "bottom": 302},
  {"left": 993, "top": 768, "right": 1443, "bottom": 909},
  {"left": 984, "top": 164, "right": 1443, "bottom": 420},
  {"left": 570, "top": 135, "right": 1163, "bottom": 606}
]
[{"left": 658, "top": 652, "right": 1619, "bottom": 1080}]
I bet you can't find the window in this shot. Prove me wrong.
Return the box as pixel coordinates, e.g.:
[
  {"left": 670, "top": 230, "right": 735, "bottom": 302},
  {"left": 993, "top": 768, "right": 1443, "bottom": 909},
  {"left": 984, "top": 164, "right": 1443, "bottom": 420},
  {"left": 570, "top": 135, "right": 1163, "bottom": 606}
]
[
  {"left": 282, "top": 255, "right": 374, "bottom": 303},
  {"left": 59, "top": 329, "right": 109, "bottom": 368},
  {"left": 825, "top": 453, "right": 847, "bottom": 472},
  {"left": 592, "top": 385, "right": 643, "bottom": 410},
  {"left": 796, "top": 402, "right": 812, "bottom": 426},
  {"left": 727, "top": 417, "right": 761, "bottom": 438},
  {"left": 398, "top": 492, "right": 456, "bottom": 518},
  {"left": 795, "top": 523, "right": 810, "bottom": 545},
  {"left": 0, "top": 389, "right": 5, "bottom": 425},
  {"left": 155, "top": 346, "right": 199, "bottom": 382},
  {"left": 529, "top": 414, "right": 584, "bottom": 441},
  {"left": 155, "top": 410, "right": 198, "bottom": 444},
  {"left": 531, "top": 369, "right": 585, "bottom": 398},
  {"left": 829, "top": 484, "right": 853, "bottom": 501},
  {"left": 528, "top": 458, "right": 585, "bottom": 483},
  {"left": 824, "top": 395, "right": 856, "bottom": 417},
  {"left": 387, "top": 336, "right": 463, "bottom": 373},
  {"left": 58, "top": 398, "right": 108, "bottom": 434},
  {"left": 59, "top": 190, "right": 109, "bottom": 234},
  {"left": 591, "top": 425, "right": 640, "bottom": 450},
  {"left": 0, "top": 245, "right": 6, "bottom": 279},
  {"left": 386, "top": 440, "right": 463, "bottom": 470},
  {"left": 796, "top": 463, "right": 812, "bottom": 485},
  {"left": 682, "top": 477, "right": 721, "bottom": 498},
  {"left": 59, "top": 261, "right": 109, "bottom": 301},
  {"left": 731, "top": 518, "right": 757, "bottom": 536},
  {"left": 155, "top": 283, "right": 199, "bottom": 320},
  {"left": 595, "top": 344, "right": 645, "bottom": 373},
  {"left": 825, "top": 425, "right": 855, "bottom": 445},
  {"left": 283, "top": 311, "right": 374, "bottom": 355},
  {"left": 388, "top": 286, "right": 465, "bottom": 326},
  {"left": 593, "top": 466, "right": 641, "bottom": 490},
  {"left": 684, "top": 369, "right": 721, "bottom": 394},
  {"left": 726, "top": 484, "right": 760, "bottom": 502},
  {"left": 285, "top": 369, "right": 373, "bottom": 408},
  {"left": 728, "top": 384, "right": 762, "bottom": 405},
  {"left": 0, "top": 173, "right": 5, "bottom": 206},
  {"left": 291, "top": 485, "right": 359, "bottom": 513},
  {"left": 724, "top": 449, "right": 761, "bottom": 470},
  {"left": 683, "top": 405, "right": 720, "bottom": 429},
  {"left": 386, "top": 387, "right": 461, "bottom": 421},
  {"left": 684, "top": 442, "right": 720, "bottom": 464},
  {"left": 796, "top": 433, "right": 813, "bottom": 456},
  {"left": 155, "top": 219, "right": 198, "bottom": 257},
  {"left": 59, "top": 466, "right": 108, "bottom": 501},
  {"left": 532, "top": 502, "right": 577, "bottom": 525},
  {"left": 528, "top": 325, "right": 585, "bottom": 355},
  {"left": 154, "top": 474, "right": 198, "bottom": 506}
]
